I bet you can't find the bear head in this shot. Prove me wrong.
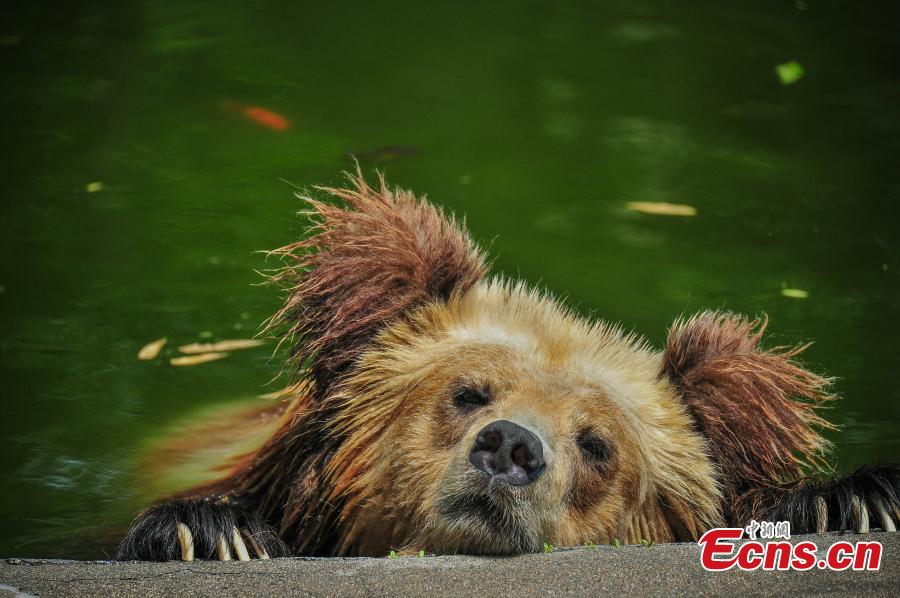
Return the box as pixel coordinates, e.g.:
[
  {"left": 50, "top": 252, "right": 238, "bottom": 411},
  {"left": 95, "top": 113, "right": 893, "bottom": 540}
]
[{"left": 258, "top": 171, "right": 830, "bottom": 555}]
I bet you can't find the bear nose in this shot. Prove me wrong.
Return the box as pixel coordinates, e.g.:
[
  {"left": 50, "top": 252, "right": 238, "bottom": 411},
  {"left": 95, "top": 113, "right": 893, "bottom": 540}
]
[{"left": 469, "top": 420, "right": 546, "bottom": 486}]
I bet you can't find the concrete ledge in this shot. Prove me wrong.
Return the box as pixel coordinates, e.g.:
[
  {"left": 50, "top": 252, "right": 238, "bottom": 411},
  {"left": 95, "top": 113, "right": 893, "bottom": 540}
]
[{"left": 1, "top": 532, "right": 896, "bottom": 597}]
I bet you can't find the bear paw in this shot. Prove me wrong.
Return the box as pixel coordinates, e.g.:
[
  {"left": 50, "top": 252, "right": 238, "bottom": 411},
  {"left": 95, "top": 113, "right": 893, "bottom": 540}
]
[
  {"left": 116, "top": 499, "right": 288, "bottom": 561},
  {"left": 767, "top": 464, "right": 900, "bottom": 535}
]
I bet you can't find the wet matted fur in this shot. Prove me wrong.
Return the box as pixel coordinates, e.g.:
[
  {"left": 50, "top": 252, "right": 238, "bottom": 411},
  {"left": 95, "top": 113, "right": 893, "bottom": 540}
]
[{"left": 118, "top": 171, "right": 899, "bottom": 561}]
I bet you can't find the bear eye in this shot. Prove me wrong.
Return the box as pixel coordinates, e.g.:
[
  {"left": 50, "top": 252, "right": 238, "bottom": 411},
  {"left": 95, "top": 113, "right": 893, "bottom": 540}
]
[
  {"left": 453, "top": 384, "right": 491, "bottom": 410},
  {"left": 577, "top": 430, "right": 609, "bottom": 463}
]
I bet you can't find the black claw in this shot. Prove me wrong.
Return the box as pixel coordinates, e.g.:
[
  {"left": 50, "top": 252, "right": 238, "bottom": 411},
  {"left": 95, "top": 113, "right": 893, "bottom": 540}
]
[
  {"left": 764, "top": 464, "right": 900, "bottom": 534},
  {"left": 117, "top": 499, "right": 288, "bottom": 561}
]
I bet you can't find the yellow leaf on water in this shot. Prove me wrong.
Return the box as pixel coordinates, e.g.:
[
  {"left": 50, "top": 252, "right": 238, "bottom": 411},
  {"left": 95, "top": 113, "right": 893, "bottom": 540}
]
[
  {"left": 137, "top": 337, "right": 167, "bottom": 360},
  {"left": 170, "top": 352, "right": 229, "bottom": 366},
  {"left": 626, "top": 202, "right": 697, "bottom": 217},
  {"left": 781, "top": 288, "right": 809, "bottom": 299},
  {"left": 178, "top": 339, "right": 266, "bottom": 354}
]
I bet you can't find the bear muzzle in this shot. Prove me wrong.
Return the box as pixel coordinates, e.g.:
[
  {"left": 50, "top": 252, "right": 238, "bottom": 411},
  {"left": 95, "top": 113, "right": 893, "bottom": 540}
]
[{"left": 468, "top": 419, "right": 546, "bottom": 486}]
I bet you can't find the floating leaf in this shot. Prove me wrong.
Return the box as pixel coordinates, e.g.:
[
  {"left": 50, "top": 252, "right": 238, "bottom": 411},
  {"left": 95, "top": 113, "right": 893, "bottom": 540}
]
[
  {"left": 626, "top": 201, "right": 697, "bottom": 216},
  {"left": 178, "top": 339, "right": 265, "bottom": 354},
  {"left": 781, "top": 288, "right": 809, "bottom": 299},
  {"left": 170, "top": 352, "right": 229, "bottom": 366},
  {"left": 775, "top": 61, "right": 804, "bottom": 85},
  {"left": 137, "top": 337, "right": 167, "bottom": 360},
  {"left": 85, "top": 181, "right": 104, "bottom": 193}
]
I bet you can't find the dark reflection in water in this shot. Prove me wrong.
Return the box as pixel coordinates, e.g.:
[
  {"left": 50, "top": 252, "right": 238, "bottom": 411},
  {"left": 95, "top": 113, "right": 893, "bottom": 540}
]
[{"left": 1, "top": 0, "right": 898, "bottom": 558}]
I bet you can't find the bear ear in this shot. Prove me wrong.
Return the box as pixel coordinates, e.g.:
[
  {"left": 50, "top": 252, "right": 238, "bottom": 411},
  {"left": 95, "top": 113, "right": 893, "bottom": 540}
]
[
  {"left": 267, "top": 169, "right": 486, "bottom": 395},
  {"left": 660, "top": 311, "right": 834, "bottom": 518}
]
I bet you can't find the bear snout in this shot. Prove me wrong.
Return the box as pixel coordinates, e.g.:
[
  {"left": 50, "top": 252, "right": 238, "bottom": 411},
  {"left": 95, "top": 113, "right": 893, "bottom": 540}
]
[{"left": 468, "top": 419, "right": 546, "bottom": 486}]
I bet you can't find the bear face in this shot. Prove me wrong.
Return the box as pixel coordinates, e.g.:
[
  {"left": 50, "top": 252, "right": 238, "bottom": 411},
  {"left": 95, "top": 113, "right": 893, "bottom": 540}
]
[{"left": 316, "top": 282, "right": 720, "bottom": 555}]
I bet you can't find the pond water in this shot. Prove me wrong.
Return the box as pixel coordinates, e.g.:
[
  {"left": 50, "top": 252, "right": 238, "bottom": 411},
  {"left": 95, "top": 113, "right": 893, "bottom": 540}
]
[{"left": 1, "top": 0, "right": 898, "bottom": 558}]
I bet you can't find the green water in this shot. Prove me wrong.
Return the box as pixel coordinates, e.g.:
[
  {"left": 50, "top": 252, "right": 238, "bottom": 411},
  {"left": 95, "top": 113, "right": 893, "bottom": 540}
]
[{"left": 1, "top": 0, "right": 898, "bottom": 558}]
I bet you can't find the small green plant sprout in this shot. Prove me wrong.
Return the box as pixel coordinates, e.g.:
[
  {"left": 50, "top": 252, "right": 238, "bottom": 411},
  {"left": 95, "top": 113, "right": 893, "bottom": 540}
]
[
  {"left": 640, "top": 538, "right": 655, "bottom": 547},
  {"left": 543, "top": 542, "right": 554, "bottom": 554},
  {"left": 418, "top": 550, "right": 425, "bottom": 557},
  {"left": 584, "top": 540, "right": 597, "bottom": 550},
  {"left": 611, "top": 538, "right": 621, "bottom": 548},
  {"left": 388, "top": 549, "right": 398, "bottom": 560}
]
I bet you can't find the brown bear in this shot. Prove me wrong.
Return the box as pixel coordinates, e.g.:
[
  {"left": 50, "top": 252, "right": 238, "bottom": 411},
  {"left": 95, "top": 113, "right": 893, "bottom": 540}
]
[{"left": 118, "top": 171, "right": 899, "bottom": 561}]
